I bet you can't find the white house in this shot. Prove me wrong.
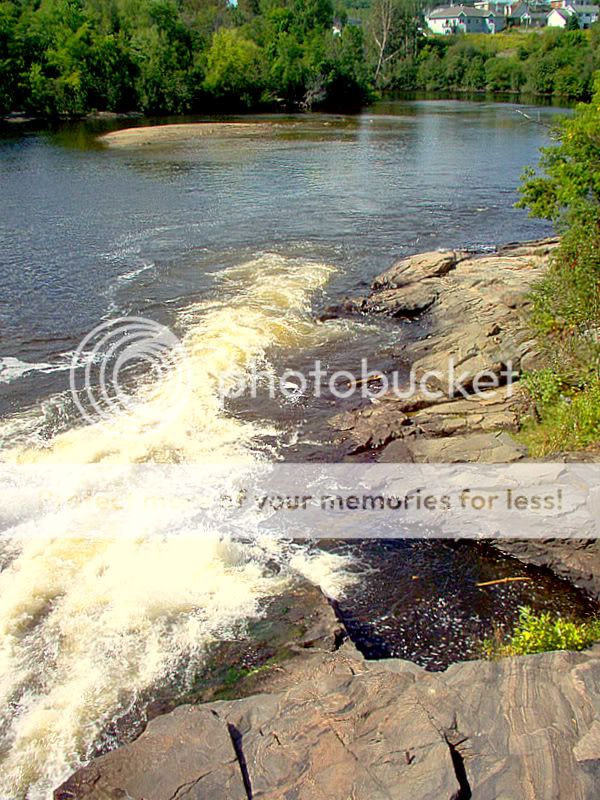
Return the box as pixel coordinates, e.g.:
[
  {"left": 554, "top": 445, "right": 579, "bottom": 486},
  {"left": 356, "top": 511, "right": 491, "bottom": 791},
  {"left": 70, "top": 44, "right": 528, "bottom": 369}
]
[
  {"left": 426, "top": 5, "right": 506, "bottom": 33},
  {"left": 474, "top": 0, "right": 513, "bottom": 13},
  {"left": 547, "top": 2, "right": 599, "bottom": 25},
  {"left": 547, "top": 6, "right": 574, "bottom": 23}
]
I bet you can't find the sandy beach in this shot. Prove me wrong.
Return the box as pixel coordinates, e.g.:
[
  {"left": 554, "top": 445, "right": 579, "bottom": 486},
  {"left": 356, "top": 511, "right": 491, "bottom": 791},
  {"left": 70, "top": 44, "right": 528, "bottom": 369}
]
[{"left": 100, "top": 121, "right": 275, "bottom": 147}]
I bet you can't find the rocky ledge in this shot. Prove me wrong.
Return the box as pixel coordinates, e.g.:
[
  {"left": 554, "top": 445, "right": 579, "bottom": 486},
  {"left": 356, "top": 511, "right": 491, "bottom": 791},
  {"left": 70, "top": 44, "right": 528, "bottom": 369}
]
[
  {"left": 56, "top": 608, "right": 600, "bottom": 800},
  {"left": 327, "top": 238, "right": 560, "bottom": 463},
  {"left": 326, "top": 238, "right": 600, "bottom": 599}
]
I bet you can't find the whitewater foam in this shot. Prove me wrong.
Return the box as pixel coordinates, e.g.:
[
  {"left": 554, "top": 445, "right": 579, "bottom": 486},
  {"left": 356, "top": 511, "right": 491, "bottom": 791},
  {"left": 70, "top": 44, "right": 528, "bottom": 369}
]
[
  {"left": 0, "top": 253, "right": 354, "bottom": 799},
  {"left": 0, "top": 356, "right": 74, "bottom": 385}
]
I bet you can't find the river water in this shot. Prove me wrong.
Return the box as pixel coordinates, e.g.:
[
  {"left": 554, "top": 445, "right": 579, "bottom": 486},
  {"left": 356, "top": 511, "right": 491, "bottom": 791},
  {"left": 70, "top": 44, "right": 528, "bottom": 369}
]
[{"left": 0, "top": 99, "right": 582, "bottom": 798}]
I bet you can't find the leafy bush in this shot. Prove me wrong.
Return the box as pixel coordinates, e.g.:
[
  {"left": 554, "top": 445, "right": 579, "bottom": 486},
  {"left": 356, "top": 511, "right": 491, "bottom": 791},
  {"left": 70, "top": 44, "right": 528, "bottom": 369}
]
[
  {"left": 521, "top": 368, "right": 563, "bottom": 409},
  {"left": 203, "top": 28, "right": 264, "bottom": 107},
  {"left": 485, "top": 57, "right": 524, "bottom": 92},
  {"left": 521, "top": 379, "right": 600, "bottom": 456},
  {"left": 517, "top": 73, "right": 600, "bottom": 455},
  {"left": 409, "top": 28, "right": 597, "bottom": 100},
  {"left": 0, "top": 0, "right": 370, "bottom": 115},
  {"left": 483, "top": 606, "right": 600, "bottom": 658}
]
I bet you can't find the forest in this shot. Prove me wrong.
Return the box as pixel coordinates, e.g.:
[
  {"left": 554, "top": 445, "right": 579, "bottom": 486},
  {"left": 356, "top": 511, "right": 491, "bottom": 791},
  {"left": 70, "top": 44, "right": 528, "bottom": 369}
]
[{"left": 0, "top": 0, "right": 598, "bottom": 118}]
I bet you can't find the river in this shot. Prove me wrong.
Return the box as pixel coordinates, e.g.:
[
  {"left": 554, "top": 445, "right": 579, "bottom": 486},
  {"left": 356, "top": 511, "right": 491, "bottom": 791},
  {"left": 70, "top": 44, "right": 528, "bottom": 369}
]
[{"left": 0, "top": 99, "right": 579, "bottom": 798}]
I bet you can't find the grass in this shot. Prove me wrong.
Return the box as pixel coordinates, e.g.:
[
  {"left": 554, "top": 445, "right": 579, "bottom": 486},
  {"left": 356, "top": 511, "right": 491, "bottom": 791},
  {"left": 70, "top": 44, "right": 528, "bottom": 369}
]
[
  {"left": 516, "top": 217, "right": 600, "bottom": 456},
  {"left": 483, "top": 606, "right": 600, "bottom": 658},
  {"left": 519, "top": 372, "right": 600, "bottom": 456}
]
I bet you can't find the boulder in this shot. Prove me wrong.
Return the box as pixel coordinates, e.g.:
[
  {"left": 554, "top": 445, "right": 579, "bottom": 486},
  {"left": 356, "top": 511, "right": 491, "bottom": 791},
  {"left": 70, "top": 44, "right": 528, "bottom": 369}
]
[
  {"left": 331, "top": 386, "right": 527, "bottom": 459},
  {"left": 406, "top": 431, "right": 527, "bottom": 464},
  {"left": 363, "top": 283, "right": 438, "bottom": 318},
  {"left": 372, "top": 250, "right": 462, "bottom": 290}
]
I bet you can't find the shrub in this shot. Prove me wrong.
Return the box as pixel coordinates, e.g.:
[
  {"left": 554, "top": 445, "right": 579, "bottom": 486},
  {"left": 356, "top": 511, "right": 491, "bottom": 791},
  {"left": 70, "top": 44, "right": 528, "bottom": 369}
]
[
  {"left": 203, "top": 28, "right": 265, "bottom": 107},
  {"left": 520, "top": 378, "right": 600, "bottom": 456},
  {"left": 485, "top": 57, "right": 524, "bottom": 92},
  {"left": 521, "top": 368, "right": 563, "bottom": 409},
  {"left": 483, "top": 606, "right": 600, "bottom": 658},
  {"left": 517, "top": 73, "right": 600, "bottom": 454}
]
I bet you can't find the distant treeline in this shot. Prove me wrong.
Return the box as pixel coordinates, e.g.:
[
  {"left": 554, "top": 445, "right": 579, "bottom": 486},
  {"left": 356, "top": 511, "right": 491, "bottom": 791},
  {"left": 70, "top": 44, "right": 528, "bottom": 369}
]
[
  {"left": 0, "top": 0, "right": 371, "bottom": 116},
  {"left": 0, "top": 0, "right": 597, "bottom": 118},
  {"left": 395, "top": 28, "right": 600, "bottom": 99}
]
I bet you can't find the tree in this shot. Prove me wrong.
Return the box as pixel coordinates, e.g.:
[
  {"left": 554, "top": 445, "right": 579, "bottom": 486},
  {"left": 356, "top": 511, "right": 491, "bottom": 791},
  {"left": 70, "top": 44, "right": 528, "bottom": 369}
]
[
  {"left": 369, "top": 0, "right": 400, "bottom": 85},
  {"left": 369, "top": 0, "right": 423, "bottom": 86},
  {"left": 518, "top": 75, "right": 600, "bottom": 224},
  {"left": 485, "top": 57, "right": 524, "bottom": 92},
  {"left": 203, "top": 27, "right": 264, "bottom": 107},
  {"left": 518, "top": 75, "right": 600, "bottom": 344},
  {"left": 566, "top": 12, "right": 580, "bottom": 31}
]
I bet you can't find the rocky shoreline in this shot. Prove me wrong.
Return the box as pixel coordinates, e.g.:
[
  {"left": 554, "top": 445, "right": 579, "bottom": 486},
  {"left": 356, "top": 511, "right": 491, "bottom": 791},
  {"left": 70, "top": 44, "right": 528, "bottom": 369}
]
[
  {"left": 57, "top": 593, "right": 600, "bottom": 800},
  {"left": 55, "top": 239, "right": 600, "bottom": 799},
  {"left": 324, "top": 238, "right": 600, "bottom": 600},
  {"left": 326, "top": 238, "right": 555, "bottom": 463}
]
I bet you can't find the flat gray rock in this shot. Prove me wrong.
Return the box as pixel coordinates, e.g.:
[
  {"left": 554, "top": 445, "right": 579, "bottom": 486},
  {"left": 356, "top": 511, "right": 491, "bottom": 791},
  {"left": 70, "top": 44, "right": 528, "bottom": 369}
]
[{"left": 56, "top": 646, "right": 600, "bottom": 800}]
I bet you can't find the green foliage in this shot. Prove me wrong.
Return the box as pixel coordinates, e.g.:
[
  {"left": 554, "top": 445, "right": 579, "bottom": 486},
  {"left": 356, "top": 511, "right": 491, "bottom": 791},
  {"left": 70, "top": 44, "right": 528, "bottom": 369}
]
[
  {"left": 368, "top": 0, "right": 424, "bottom": 87},
  {"left": 0, "top": 0, "right": 369, "bottom": 116},
  {"left": 483, "top": 606, "right": 600, "bottom": 658},
  {"left": 518, "top": 80, "right": 600, "bottom": 223},
  {"left": 521, "top": 368, "right": 563, "bottom": 409},
  {"left": 204, "top": 28, "right": 264, "bottom": 107},
  {"left": 1, "top": 1, "right": 597, "bottom": 115},
  {"left": 517, "top": 79, "right": 600, "bottom": 455},
  {"left": 520, "top": 378, "right": 600, "bottom": 456},
  {"left": 485, "top": 56, "right": 524, "bottom": 92},
  {"left": 390, "top": 28, "right": 598, "bottom": 99}
]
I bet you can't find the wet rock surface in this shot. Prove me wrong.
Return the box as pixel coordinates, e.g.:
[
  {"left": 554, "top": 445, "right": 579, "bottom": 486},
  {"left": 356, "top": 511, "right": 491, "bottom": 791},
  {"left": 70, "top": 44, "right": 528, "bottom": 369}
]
[
  {"left": 328, "top": 239, "right": 559, "bottom": 462},
  {"left": 56, "top": 639, "right": 600, "bottom": 800},
  {"left": 87, "top": 581, "right": 345, "bottom": 760}
]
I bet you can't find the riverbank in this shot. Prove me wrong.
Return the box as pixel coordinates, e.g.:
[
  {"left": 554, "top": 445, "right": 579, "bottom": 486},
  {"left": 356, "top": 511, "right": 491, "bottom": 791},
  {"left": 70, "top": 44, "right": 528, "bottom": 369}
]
[
  {"left": 322, "top": 238, "right": 600, "bottom": 599},
  {"left": 54, "top": 237, "right": 600, "bottom": 799}
]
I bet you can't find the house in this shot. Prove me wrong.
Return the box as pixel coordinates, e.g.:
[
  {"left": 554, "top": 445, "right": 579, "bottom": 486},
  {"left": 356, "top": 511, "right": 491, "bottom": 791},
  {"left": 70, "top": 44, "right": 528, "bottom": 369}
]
[
  {"left": 547, "top": 7, "right": 572, "bottom": 24},
  {"left": 426, "top": 5, "right": 506, "bottom": 33},
  {"left": 508, "top": 2, "right": 549, "bottom": 24},
  {"left": 547, "top": 3, "right": 599, "bottom": 25},
  {"left": 474, "top": 0, "right": 513, "bottom": 12},
  {"left": 572, "top": 3, "right": 599, "bottom": 25}
]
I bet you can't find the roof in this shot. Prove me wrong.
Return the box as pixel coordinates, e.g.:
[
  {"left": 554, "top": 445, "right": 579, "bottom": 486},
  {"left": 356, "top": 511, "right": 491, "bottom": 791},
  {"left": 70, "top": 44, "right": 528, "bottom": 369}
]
[
  {"left": 510, "top": 3, "right": 548, "bottom": 15},
  {"left": 549, "top": 6, "right": 573, "bottom": 16},
  {"left": 428, "top": 4, "right": 497, "bottom": 17}
]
